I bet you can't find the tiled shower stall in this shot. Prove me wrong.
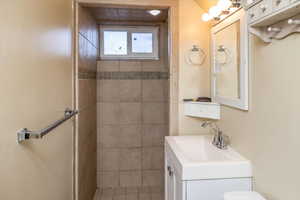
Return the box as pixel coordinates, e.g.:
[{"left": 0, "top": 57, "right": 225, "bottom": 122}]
[{"left": 97, "top": 57, "right": 169, "bottom": 200}]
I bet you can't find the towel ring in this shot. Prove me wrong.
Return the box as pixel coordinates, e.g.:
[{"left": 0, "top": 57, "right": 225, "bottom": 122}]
[{"left": 185, "top": 45, "right": 206, "bottom": 66}]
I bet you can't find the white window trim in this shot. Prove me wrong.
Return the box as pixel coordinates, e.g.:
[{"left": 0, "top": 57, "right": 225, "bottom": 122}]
[{"left": 100, "top": 25, "right": 159, "bottom": 60}]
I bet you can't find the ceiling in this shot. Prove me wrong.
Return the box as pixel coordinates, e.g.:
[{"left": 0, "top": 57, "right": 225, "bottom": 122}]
[{"left": 87, "top": 7, "right": 169, "bottom": 23}]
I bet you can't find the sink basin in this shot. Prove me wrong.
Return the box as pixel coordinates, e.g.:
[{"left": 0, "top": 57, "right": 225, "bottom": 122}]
[{"left": 165, "top": 136, "right": 252, "bottom": 180}]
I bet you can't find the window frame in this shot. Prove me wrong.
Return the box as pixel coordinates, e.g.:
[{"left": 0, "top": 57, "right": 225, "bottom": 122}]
[{"left": 100, "top": 25, "right": 159, "bottom": 60}]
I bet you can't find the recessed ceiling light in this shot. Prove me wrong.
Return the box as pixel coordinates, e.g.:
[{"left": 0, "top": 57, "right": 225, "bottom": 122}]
[{"left": 148, "top": 10, "right": 161, "bottom": 16}]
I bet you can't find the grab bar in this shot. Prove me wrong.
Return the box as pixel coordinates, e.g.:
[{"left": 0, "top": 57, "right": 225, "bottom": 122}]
[{"left": 17, "top": 108, "right": 78, "bottom": 143}]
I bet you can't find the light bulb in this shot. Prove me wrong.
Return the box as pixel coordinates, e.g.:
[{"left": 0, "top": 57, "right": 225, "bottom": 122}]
[
  {"left": 202, "top": 13, "right": 212, "bottom": 21},
  {"left": 229, "top": 7, "right": 238, "bottom": 12},
  {"left": 209, "top": 6, "right": 222, "bottom": 17},
  {"left": 148, "top": 10, "right": 161, "bottom": 16},
  {"left": 218, "top": 0, "right": 232, "bottom": 10}
]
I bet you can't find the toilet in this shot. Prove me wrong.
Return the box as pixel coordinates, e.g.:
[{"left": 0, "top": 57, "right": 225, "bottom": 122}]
[{"left": 224, "top": 192, "right": 266, "bottom": 200}]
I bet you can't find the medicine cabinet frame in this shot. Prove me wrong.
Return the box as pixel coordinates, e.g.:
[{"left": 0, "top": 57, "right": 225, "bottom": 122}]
[{"left": 211, "top": 9, "right": 249, "bottom": 111}]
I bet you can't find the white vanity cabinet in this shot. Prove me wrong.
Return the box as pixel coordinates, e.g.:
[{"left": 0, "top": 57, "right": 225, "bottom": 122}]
[{"left": 165, "top": 136, "right": 253, "bottom": 200}]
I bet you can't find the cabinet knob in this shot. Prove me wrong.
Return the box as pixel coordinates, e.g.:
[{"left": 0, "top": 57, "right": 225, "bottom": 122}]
[
  {"left": 167, "top": 166, "right": 174, "bottom": 176},
  {"left": 276, "top": 0, "right": 281, "bottom": 5},
  {"left": 288, "top": 19, "right": 300, "bottom": 25},
  {"left": 267, "top": 27, "right": 281, "bottom": 32},
  {"left": 260, "top": 4, "right": 267, "bottom": 12},
  {"left": 250, "top": 13, "right": 255, "bottom": 18}
]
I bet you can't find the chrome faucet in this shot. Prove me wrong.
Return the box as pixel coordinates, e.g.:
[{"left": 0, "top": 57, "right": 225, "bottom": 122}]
[{"left": 201, "top": 121, "right": 230, "bottom": 150}]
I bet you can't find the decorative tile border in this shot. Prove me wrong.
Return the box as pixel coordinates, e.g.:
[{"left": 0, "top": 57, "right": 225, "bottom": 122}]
[
  {"left": 97, "top": 72, "right": 169, "bottom": 80},
  {"left": 78, "top": 71, "right": 97, "bottom": 79}
]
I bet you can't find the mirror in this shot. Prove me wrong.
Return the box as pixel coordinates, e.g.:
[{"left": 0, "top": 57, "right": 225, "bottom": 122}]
[{"left": 211, "top": 9, "right": 248, "bottom": 110}]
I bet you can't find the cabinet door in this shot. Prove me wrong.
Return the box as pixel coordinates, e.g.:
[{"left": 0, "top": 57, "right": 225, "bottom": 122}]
[
  {"left": 174, "top": 168, "right": 185, "bottom": 200},
  {"left": 186, "top": 178, "right": 252, "bottom": 200},
  {"left": 165, "top": 159, "right": 175, "bottom": 200}
]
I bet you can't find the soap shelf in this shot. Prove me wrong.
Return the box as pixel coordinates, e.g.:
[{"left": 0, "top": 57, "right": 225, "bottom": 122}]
[
  {"left": 183, "top": 102, "right": 220, "bottom": 120},
  {"left": 246, "top": 0, "right": 300, "bottom": 42}
]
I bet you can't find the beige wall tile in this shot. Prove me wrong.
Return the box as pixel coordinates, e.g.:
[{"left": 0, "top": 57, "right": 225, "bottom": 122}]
[
  {"left": 120, "top": 61, "right": 142, "bottom": 72},
  {"left": 142, "top": 170, "right": 163, "bottom": 186},
  {"left": 98, "top": 80, "right": 120, "bottom": 102},
  {"left": 126, "top": 193, "right": 139, "bottom": 200},
  {"left": 151, "top": 193, "right": 163, "bottom": 200},
  {"left": 142, "top": 80, "right": 166, "bottom": 102},
  {"left": 79, "top": 79, "right": 97, "bottom": 110},
  {"left": 142, "top": 125, "right": 167, "bottom": 147},
  {"left": 120, "top": 148, "right": 142, "bottom": 170},
  {"left": 141, "top": 60, "right": 167, "bottom": 72},
  {"left": 119, "top": 125, "right": 142, "bottom": 148},
  {"left": 138, "top": 193, "right": 151, "bottom": 200},
  {"left": 100, "top": 103, "right": 120, "bottom": 125},
  {"left": 114, "top": 187, "right": 126, "bottom": 195},
  {"left": 142, "top": 103, "right": 166, "bottom": 124},
  {"left": 120, "top": 80, "right": 142, "bottom": 102},
  {"left": 113, "top": 195, "right": 126, "bottom": 200},
  {"left": 98, "top": 61, "right": 120, "bottom": 72},
  {"left": 120, "top": 171, "right": 142, "bottom": 187},
  {"left": 126, "top": 187, "right": 139, "bottom": 194},
  {"left": 120, "top": 103, "right": 142, "bottom": 124},
  {"left": 101, "top": 149, "right": 120, "bottom": 171},
  {"left": 101, "top": 172, "right": 119, "bottom": 188},
  {"left": 142, "top": 147, "right": 164, "bottom": 170},
  {"left": 100, "top": 125, "right": 121, "bottom": 148}
]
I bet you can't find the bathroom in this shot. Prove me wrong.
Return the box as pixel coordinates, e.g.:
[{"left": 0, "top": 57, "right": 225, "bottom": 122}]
[{"left": 1, "top": 0, "right": 300, "bottom": 200}]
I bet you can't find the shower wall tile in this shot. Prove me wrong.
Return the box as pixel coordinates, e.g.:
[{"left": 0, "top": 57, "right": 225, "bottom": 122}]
[
  {"left": 100, "top": 171, "right": 119, "bottom": 188},
  {"left": 126, "top": 193, "right": 139, "bottom": 200},
  {"left": 101, "top": 149, "right": 120, "bottom": 171},
  {"left": 120, "top": 171, "right": 142, "bottom": 187},
  {"left": 119, "top": 103, "right": 141, "bottom": 124},
  {"left": 120, "top": 61, "right": 142, "bottom": 72},
  {"left": 142, "top": 103, "right": 166, "bottom": 124},
  {"left": 98, "top": 80, "right": 120, "bottom": 102},
  {"left": 79, "top": 79, "right": 97, "bottom": 110},
  {"left": 99, "top": 125, "right": 121, "bottom": 148},
  {"left": 119, "top": 148, "right": 142, "bottom": 170},
  {"left": 139, "top": 193, "right": 151, "bottom": 200},
  {"left": 142, "top": 125, "right": 167, "bottom": 147},
  {"left": 142, "top": 147, "right": 164, "bottom": 170},
  {"left": 119, "top": 125, "right": 142, "bottom": 148},
  {"left": 141, "top": 60, "right": 167, "bottom": 72},
  {"left": 99, "top": 103, "right": 120, "bottom": 125},
  {"left": 113, "top": 194, "right": 126, "bottom": 200},
  {"left": 98, "top": 60, "right": 120, "bottom": 72},
  {"left": 142, "top": 80, "right": 166, "bottom": 102},
  {"left": 142, "top": 170, "right": 164, "bottom": 187},
  {"left": 119, "top": 80, "right": 141, "bottom": 102}
]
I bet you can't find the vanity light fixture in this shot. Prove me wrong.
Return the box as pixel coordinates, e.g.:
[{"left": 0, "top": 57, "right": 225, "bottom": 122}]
[
  {"left": 201, "top": 0, "right": 241, "bottom": 22},
  {"left": 148, "top": 10, "right": 161, "bottom": 16}
]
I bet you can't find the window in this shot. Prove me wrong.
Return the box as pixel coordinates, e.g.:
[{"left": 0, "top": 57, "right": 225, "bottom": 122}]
[{"left": 100, "top": 26, "right": 159, "bottom": 60}]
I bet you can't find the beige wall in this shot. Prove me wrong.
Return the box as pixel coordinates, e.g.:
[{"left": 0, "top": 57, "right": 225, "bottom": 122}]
[
  {"left": 0, "top": 0, "right": 73, "bottom": 200},
  {"left": 178, "top": 0, "right": 211, "bottom": 135},
  {"left": 194, "top": 0, "right": 218, "bottom": 12},
  {"left": 77, "top": 5, "right": 98, "bottom": 200},
  {"left": 218, "top": 34, "right": 300, "bottom": 200}
]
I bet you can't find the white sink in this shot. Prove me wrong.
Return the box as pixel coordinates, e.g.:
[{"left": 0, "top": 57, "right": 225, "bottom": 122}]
[{"left": 165, "top": 135, "right": 252, "bottom": 180}]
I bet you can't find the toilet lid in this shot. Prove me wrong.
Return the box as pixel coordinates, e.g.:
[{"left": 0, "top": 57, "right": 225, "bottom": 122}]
[{"left": 224, "top": 192, "right": 266, "bottom": 200}]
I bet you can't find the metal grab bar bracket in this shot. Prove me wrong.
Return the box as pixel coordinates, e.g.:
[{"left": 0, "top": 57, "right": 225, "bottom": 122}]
[{"left": 17, "top": 108, "right": 78, "bottom": 143}]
